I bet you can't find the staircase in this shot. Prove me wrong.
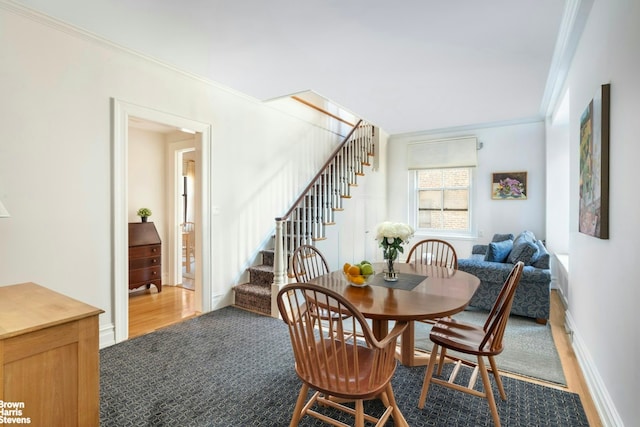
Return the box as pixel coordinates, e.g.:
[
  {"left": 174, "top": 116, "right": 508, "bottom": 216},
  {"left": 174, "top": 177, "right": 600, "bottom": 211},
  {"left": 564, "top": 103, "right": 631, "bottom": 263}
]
[
  {"left": 233, "top": 120, "right": 376, "bottom": 316},
  {"left": 233, "top": 248, "right": 276, "bottom": 316}
]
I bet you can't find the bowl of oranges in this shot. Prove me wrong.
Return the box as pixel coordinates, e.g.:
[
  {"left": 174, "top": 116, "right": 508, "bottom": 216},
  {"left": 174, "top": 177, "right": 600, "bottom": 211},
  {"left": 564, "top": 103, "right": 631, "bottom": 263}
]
[{"left": 343, "top": 261, "right": 375, "bottom": 286}]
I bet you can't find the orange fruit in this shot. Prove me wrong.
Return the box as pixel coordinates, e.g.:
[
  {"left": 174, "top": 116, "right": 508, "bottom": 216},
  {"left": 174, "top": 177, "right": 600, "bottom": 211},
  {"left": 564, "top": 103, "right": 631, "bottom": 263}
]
[
  {"left": 348, "top": 265, "right": 361, "bottom": 276},
  {"left": 350, "top": 275, "right": 365, "bottom": 285},
  {"left": 343, "top": 263, "right": 351, "bottom": 274}
]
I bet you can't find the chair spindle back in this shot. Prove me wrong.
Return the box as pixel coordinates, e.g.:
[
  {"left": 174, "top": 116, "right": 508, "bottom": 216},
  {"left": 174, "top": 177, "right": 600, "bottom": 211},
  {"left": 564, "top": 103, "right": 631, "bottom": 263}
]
[
  {"left": 290, "top": 244, "right": 330, "bottom": 282},
  {"left": 405, "top": 239, "right": 458, "bottom": 269}
]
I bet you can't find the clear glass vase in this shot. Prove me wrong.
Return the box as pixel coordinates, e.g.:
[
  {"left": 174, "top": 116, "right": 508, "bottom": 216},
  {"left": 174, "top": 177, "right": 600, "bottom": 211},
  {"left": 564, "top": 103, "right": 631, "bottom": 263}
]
[{"left": 383, "top": 258, "right": 399, "bottom": 282}]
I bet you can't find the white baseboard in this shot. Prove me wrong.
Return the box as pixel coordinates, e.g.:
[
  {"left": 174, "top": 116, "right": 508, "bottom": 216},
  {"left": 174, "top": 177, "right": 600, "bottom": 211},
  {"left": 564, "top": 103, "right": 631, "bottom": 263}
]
[
  {"left": 551, "top": 252, "right": 569, "bottom": 300},
  {"left": 556, "top": 286, "right": 569, "bottom": 310},
  {"left": 100, "top": 323, "right": 116, "bottom": 349},
  {"left": 565, "top": 311, "right": 623, "bottom": 426}
]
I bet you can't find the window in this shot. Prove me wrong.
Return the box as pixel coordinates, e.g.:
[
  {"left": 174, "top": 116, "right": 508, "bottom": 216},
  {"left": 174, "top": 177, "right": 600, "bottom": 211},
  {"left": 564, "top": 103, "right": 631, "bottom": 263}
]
[{"left": 412, "top": 168, "right": 471, "bottom": 233}]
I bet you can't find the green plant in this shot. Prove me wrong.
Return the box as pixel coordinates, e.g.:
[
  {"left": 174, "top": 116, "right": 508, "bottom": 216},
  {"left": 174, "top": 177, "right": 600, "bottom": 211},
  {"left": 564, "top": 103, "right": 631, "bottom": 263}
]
[{"left": 137, "top": 208, "right": 152, "bottom": 217}]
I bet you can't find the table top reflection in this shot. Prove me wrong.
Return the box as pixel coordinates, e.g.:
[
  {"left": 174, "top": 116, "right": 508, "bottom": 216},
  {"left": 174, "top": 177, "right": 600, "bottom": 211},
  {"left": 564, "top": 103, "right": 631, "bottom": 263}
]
[{"left": 308, "top": 262, "right": 480, "bottom": 322}]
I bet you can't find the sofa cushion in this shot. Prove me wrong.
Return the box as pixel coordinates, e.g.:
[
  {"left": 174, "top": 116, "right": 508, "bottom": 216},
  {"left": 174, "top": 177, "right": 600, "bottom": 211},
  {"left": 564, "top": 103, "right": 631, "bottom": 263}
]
[
  {"left": 484, "top": 239, "right": 513, "bottom": 263},
  {"left": 459, "top": 254, "right": 551, "bottom": 285},
  {"left": 507, "top": 231, "right": 539, "bottom": 265},
  {"left": 492, "top": 233, "right": 514, "bottom": 242},
  {"left": 532, "top": 240, "right": 550, "bottom": 269},
  {"left": 472, "top": 244, "right": 488, "bottom": 255}
]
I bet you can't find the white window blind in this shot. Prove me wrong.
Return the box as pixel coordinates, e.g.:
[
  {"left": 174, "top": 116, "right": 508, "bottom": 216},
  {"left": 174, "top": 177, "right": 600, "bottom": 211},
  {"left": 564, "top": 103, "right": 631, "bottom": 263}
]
[{"left": 407, "top": 136, "right": 478, "bottom": 169}]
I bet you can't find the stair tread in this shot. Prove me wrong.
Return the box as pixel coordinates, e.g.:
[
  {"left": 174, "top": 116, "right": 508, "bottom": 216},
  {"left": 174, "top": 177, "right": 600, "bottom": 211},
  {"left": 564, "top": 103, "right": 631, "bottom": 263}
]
[
  {"left": 234, "top": 283, "right": 271, "bottom": 316},
  {"left": 235, "top": 282, "right": 271, "bottom": 291},
  {"left": 247, "top": 264, "right": 275, "bottom": 273}
]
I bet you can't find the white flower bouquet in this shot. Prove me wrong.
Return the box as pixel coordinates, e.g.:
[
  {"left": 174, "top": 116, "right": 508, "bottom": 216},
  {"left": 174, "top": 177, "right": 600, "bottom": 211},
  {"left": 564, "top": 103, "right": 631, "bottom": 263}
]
[{"left": 375, "top": 221, "right": 414, "bottom": 279}]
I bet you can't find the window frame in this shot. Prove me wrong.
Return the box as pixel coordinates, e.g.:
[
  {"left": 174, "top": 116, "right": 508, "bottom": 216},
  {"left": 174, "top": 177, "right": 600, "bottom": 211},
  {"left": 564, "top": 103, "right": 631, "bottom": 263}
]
[{"left": 408, "top": 167, "right": 475, "bottom": 238}]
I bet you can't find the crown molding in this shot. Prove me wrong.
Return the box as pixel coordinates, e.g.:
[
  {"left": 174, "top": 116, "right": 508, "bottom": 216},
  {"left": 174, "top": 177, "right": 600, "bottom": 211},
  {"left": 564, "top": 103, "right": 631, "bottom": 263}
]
[
  {"left": 0, "top": 0, "right": 255, "bottom": 102},
  {"left": 539, "top": 0, "right": 595, "bottom": 119}
]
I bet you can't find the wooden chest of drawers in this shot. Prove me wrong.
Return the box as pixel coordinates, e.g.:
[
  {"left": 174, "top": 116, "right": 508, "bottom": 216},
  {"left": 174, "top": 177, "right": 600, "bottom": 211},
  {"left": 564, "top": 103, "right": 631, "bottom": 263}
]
[{"left": 128, "top": 222, "right": 162, "bottom": 292}]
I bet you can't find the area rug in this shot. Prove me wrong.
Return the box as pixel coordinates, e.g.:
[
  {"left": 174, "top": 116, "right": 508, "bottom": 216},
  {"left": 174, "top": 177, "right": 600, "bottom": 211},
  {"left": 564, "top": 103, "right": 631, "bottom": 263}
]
[
  {"left": 100, "top": 306, "right": 586, "bottom": 426},
  {"left": 411, "top": 308, "right": 566, "bottom": 385}
]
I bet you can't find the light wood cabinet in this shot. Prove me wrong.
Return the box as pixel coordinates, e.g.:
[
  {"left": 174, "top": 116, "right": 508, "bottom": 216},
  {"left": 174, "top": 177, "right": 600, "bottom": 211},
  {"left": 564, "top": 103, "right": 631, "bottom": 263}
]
[{"left": 0, "top": 282, "right": 103, "bottom": 426}]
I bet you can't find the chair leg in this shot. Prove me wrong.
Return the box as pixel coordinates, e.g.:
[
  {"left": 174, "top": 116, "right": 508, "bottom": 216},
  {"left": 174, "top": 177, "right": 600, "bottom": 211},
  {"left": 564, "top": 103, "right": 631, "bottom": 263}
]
[
  {"left": 478, "top": 356, "right": 501, "bottom": 427},
  {"left": 355, "top": 399, "right": 364, "bottom": 427},
  {"left": 418, "top": 343, "right": 440, "bottom": 409},
  {"left": 289, "top": 383, "right": 309, "bottom": 427},
  {"left": 383, "top": 384, "right": 409, "bottom": 427},
  {"left": 488, "top": 355, "right": 506, "bottom": 400},
  {"left": 376, "top": 384, "right": 409, "bottom": 427},
  {"left": 437, "top": 347, "right": 447, "bottom": 376}
]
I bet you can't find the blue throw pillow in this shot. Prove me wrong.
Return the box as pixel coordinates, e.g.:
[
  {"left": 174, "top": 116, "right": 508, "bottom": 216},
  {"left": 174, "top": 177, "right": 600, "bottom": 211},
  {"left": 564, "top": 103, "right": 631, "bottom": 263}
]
[
  {"left": 484, "top": 240, "right": 513, "bottom": 263},
  {"left": 507, "top": 231, "right": 539, "bottom": 265},
  {"left": 532, "top": 240, "right": 550, "bottom": 269}
]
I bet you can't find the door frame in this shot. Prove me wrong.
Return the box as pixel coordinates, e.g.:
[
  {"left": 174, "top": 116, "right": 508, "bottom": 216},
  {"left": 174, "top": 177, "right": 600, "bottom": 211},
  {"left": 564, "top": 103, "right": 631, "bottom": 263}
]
[
  {"left": 174, "top": 147, "right": 197, "bottom": 286},
  {"left": 112, "top": 98, "right": 212, "bottom": 343}
]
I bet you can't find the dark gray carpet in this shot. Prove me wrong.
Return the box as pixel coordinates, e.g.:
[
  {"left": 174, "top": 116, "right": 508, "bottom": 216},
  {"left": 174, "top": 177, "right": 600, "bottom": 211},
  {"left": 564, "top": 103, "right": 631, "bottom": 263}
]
[
  {"left": 412, "top": 308, "right": 566, "bottom": 385},
  {"left": 100, "top": 306, "right": 588, "bottom": 426}
]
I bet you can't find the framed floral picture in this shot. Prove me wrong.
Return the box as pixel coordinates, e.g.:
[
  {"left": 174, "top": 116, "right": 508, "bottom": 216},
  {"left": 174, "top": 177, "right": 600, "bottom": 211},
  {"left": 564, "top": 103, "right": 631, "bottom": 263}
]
[{"left": 492, "top": 172, "right": 527, "bottom": 200}]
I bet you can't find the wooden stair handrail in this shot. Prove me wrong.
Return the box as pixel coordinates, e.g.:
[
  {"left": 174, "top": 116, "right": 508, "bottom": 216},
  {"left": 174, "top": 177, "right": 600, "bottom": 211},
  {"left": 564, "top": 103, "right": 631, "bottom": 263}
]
[
  {"left": 291, "top": 96, "right": 356, "bottom": 127},
  {"left": 275, "top": 119, "right": 364, "bottom": 222}
]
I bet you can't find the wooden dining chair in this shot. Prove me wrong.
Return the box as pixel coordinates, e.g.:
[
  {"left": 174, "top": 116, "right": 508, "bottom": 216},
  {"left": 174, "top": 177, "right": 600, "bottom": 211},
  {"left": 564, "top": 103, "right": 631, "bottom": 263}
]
[
  {"left": 277, "top": 282, "right": 409, "bottom": 427},
  {"left": 406, "top": 239, "right": 459, "bottom": 332},
  {"left": 290, "top": 244, "right": 359, "bottom": 340},
  {"left": 180, "top": 222, "right": 195, "bottom": 272},
  {"left": 405, "top": 238, "right": 458, "bottom": 269},
  {"left": 290, "top": 244, "right": 330, "bottom": 282},
  {"left": 417, "top": 261, "right": 525, "bottom": 427}
]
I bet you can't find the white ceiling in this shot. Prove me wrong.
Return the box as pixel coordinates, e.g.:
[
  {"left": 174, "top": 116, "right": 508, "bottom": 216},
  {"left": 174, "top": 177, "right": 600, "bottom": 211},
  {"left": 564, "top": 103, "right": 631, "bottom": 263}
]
[{"left": 14, "top": 0, "right": 576, "bottom": 135}]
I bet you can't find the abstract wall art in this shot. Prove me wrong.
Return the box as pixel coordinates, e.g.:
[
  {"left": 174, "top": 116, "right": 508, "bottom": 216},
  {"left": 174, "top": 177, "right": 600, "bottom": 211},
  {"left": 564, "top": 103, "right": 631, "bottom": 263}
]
[{"left": 579, "top": 83, "right": 610, "bottom": 239}]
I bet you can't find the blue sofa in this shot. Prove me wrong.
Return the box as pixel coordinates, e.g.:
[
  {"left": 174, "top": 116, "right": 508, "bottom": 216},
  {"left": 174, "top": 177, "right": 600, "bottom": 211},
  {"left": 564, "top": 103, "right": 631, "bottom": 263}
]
[{"left": 457, "top": 231, "right": 551, "bottom": 323}]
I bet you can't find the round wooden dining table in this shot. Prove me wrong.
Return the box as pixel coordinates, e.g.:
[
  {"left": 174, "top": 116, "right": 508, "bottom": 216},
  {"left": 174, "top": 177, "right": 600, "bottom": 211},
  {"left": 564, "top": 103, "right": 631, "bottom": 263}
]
[{"left": 308, "top": 262, "right": 480, "bottom": 366}]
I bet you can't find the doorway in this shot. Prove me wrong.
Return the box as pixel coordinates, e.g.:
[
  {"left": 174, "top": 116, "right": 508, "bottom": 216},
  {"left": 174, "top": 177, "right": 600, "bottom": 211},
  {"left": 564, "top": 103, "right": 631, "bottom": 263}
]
[
  {"left": 113, "top": 98, "right": 212, "bottom": 344},
  {"left": 178, "top": 149, "right": 197, "bottom": 290}
]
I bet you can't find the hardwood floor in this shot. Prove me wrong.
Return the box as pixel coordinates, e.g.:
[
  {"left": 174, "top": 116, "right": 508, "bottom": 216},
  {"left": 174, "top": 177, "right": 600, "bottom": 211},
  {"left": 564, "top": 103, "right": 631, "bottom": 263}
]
[
  {"left": 128, "top": 285, "right": 199, "bottom": 339},
  {"left": 549, "top": 291, "right": 602, "bottom": 426},
  {"left": 128, "top": 287, "right": 601, "bottom": 426}
]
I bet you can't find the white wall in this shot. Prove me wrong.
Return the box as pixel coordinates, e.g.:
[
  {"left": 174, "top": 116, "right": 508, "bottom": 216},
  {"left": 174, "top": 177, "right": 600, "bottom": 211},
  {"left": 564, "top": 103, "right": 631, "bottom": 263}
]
[
  {"left": 561, "top": 0, "right": 640, "bottom": 424},
  {"left": 316, "top": 129, "right": 389, "bottom": 270},
  {"left": 128, "top": 128, "right": 166, "bottom": 226},
  {"left": 387, "top": 121, "right": 546, "bottom": 258},
  {"left": 0, "top": 6, "right": 346, "bottom": 344},
  {"left": 545, "top": 92, "right": 571, "bottom": 256},
  {"left": 545, "top": 90, "right": 572, "bottom": 302}
]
